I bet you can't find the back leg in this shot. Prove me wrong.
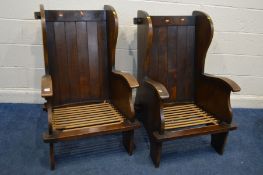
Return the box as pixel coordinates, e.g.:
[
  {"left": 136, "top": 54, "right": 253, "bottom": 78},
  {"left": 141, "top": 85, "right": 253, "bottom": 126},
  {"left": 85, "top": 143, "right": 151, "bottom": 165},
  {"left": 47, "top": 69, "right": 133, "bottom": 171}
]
[
  {"left": 150, "top": 141, "right": 162, "bottom": 168},
  {"left": 50, "top": 143, "right": 55, "bottom": 170}
]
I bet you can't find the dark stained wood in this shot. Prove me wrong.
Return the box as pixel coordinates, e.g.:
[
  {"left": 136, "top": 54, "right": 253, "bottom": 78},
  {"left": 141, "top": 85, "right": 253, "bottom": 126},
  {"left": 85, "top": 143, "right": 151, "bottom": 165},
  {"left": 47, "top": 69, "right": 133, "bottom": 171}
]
[
  {"left": 193, "top": 11, "right": 213, "bottom": 75},
  {"left": 110, "top": 71, "right": 139, "bottom": 122},
  {"left": 46, "top": 18, "right": 110, "bottom": 105},
  {"left": 45, "top": 22, "right": 60, "bottom": 105},
  {"left": 45, "top": 10, "right": 106, "bottom": 22},
  {"left": 97, "top": 21, "right": 109, "bottom": 98},
  {"left": 167, "top": 26, "right": 177, "bottom": 100},
  {"left": 135, "top": 10, "right": 153, "bottom": 84},
  {"left": 211, "top": 132, "right": 229, "bottom": 154},
  {"left": 111, "top": 70, "right": 139, "bottom": 88},
  {"left": 135, "top": 10, "right": 240, "bottom": 167},
  {"left": 157, "top": 26, "right": 168, "bottom": 87},
  {"left": 104, "top": 5, "right": 118, "bottom": 69},
  {"left": 76, "top": 22, "right": 90, "bottom": 98},
  {"left": 144, "top": 78, "right": 169, "bottom": 100},
  {"left": 65, "top": 22, "right": 80, "bottom": 101},
  {"left": 40, "top": 4, "right": 49, "bottom": 74},
  {"left": 151, "top": 16, "right": 195, "bottom": 26},
  {"left": 38, "top": 4, "right": 140, "bottom": 170},
  {"left": 122, "top": 130, "right": 134, "bottom": 155},
  {"left": 137, "top": 78, "right": 167, "bottom": 135},
  {"left": 139, "top": 17, "right": 196, "bottom": 103},
  {"left": 176, "top": 26, "right": 195, "bottom": 102},
  {"left": 53, "top": 21, "right": 71, "bottom": 104},
  {"left": 49, "top": 143, "right": 55, "bottom": 170},
  {"left": 195, "top": 73, "right": 240, "bottom": 123},
  {"left": 34, "top": 12, "right": 41, "bottom": 19},
  {"left": 153, "top": 123, "right": 236, "bottom": 142},
  {"left": 150, "top": 141, "right": 162, "bottom": 168},
  {"left": 149, "top": 27, "right": 159, "bottom": 80},
  {"left": 87, "top": 21, "right": 100, "bottom": 99}
]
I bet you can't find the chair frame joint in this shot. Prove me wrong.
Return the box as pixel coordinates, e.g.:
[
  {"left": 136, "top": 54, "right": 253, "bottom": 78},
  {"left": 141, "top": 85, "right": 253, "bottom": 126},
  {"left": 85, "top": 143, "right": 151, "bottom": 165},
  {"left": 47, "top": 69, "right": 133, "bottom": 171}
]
[
  {"left": 34, "top": 12, "right": 41, "bottom": 19},
  {"left": 133, "top": 17, "right": 144, "bottom": 25}
]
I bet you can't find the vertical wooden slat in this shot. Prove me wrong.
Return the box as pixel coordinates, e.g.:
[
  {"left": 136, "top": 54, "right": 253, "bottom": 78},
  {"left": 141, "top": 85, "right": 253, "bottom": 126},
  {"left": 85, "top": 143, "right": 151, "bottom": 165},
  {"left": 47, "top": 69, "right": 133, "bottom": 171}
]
[
  {"left": 167, "top": 26, "right": 177, "bottom": 101},
  {"left": 65, "top": 22, "right": 80, "bottom": 102},
  {"left": 76, "top": 22, "right": 90, "bottom": 99},
  {"left": 176, "top": 26, "right": 195, "bottom": 101},
  {"left": 157, "top": 26, "right": 168, "bottom": 86},
  {"left": 185, "top": 26, "right": 195, "bottom": 100},
  {"left": 87, "top": 22, "right": 100, "bottom": 98},
  {"left": 46, "top": 22, "right": 60, "bottom": 105},
  {"left": 54, "top": 22, "right": 70, "bottom": 104},
  {"left": 97, "top": 21, "right": 109, "bottom": 99},
  {"left": 176, "top": 26, "right": 187, "bottom": 101},
  {"left": 149, "top": 27, "right": 159, "bottom": 80}
]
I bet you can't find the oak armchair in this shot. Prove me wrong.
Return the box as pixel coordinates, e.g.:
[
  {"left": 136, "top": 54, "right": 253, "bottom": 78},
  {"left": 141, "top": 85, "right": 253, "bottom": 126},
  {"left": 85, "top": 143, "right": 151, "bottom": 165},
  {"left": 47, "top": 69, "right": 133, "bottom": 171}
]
[
  {"left": 134, "top": 10, "right": 241, "bottom": 167},
  {"left": 36, "top": 5, "right": 140, "bottom": 170}
]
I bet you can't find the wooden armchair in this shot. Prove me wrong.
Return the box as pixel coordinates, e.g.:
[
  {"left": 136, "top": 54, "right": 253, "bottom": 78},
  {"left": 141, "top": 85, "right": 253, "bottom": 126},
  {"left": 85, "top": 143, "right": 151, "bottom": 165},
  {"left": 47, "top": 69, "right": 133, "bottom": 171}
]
[
  {"left": 35, "top": 5, "right": 140, "bottom": 170},
  {"left": 134, "top": 10, "right": 241, "bottom": 167}
]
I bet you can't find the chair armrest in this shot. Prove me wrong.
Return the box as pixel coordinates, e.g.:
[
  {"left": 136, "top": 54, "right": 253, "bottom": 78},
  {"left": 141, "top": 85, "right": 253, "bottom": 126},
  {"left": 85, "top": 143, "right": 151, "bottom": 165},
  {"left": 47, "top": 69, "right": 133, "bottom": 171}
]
[
  {"left": 112, "top": 70, "right": 139, "bottom": 89},
  {"left": 136, "top": 78, "right": 168, "bottom": 134},
  {"left": 144, "top": 78, "right": 169, "bottom": 100},
  {"left": 110, "top": 71, "right": 139, "bottom": 122},
  {"left": 202, "top": 73, "right": 241, "bottom": 92},
  {"left": 196, "top": 73, "right": 241, "bottom": 123},
  {"left": 41, "top": 75, "right": 53, "bottom": 98}
]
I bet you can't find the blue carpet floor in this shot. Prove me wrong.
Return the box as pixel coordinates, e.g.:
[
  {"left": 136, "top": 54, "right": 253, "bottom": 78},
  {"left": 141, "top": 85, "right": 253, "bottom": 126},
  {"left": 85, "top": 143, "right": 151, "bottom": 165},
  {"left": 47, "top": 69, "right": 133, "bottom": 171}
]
[{"left": 0, "top": 104, "right": 262, "bottom": 175}]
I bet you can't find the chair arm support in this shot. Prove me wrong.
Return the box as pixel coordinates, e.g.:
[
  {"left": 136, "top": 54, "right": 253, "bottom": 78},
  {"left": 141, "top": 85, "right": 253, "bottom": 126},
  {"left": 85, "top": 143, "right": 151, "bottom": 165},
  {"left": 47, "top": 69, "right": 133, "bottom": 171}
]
[
  {"left": 112, "top": 70, "right": 139, "bottom": 89},
  {"left": 110, "top": 71, "right": 138, "bottom": 122},
  {"left": 202, "top": 73, "right": 241, "bottom": 92},
  {"left": 41, "top": 75, "right": 53, "bottom": 98},
  {"left": 136, "top": 78, "right": 167, "bottom": 134},
  {"left": 144, "top": 77, "right": 169, "bottom": 100},
  {"left": 46, "top": 102, "right": 53, "bottom": 134},
  {"left": 196, "top": 74, "right": 241, "bottom": 123}
]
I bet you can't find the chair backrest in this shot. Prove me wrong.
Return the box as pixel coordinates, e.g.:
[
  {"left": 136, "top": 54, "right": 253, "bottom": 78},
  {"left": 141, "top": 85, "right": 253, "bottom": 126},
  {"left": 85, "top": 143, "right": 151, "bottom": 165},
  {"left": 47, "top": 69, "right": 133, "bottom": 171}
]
[
  {"left": 40, "top": 6, "right": 118, "bottom": 106},
  {"left": 136, "top": 11, "right": 213, "bottom": 103}
]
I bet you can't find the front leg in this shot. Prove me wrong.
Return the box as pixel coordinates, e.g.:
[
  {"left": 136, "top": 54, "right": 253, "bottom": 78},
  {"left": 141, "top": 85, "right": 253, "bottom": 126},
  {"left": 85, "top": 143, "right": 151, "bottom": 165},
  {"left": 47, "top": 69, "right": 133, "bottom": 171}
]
[
  {"left": 122, "top": 130, "right": 134, "bottom": 155},
  {"left": 211, "top": 132, "right": 229, "bottom": 155}
]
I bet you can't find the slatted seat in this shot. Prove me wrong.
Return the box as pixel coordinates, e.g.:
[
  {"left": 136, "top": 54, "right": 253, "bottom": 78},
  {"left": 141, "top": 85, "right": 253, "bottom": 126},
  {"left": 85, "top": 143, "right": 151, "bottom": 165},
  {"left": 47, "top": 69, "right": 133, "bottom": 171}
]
[
  {"left": 52, "top": 102, "right": 124, "bottom": 130},
  {"left": 163, "top": 104, "right": 218, "bottom": 130}
]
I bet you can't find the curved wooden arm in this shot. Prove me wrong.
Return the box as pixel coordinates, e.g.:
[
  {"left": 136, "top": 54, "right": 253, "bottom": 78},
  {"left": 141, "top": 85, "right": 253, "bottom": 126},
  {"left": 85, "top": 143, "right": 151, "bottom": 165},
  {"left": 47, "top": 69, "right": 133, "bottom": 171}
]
[
  {"left": 41, "top": 75, "right": 53, "bottom": 98},
  {"left": 136, "top": 78, "right": 166, "bottom": 134},
  {"left": 203, "top": 73, "right": 241, "bottom": 92},
  {"left": 144, "top": 78, "right": 169, "bottom": 100},
  {"left": 110, "top": 71, "right": 138, "bottom": 122},
  {"left": 112, "top": 70, "right": 139, "bottom": 88},
  {"left": 196, "top": 74, "right": 240, "bottom": 123},
  {"left": 46, "top": 102, "right": 53, "bottom": 134}
]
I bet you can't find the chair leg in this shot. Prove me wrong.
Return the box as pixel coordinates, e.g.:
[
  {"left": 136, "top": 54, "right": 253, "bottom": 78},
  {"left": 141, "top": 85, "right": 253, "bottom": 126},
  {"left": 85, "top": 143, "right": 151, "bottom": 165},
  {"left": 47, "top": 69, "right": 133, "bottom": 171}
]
[
  {"left": 122, "top": 130, "right": 134, "bottom": 155},
  {"left": 42, "top": 102, "right": 47, "bottom": 112},
  {"left": 150, "top": 141, "right": 162, "bottom": 168},
  {"left": 211, "top": 132, "right": 229, "bottom": 155},
  {"left": 50, "top": 143, "right": 55, "bottom": 170}
]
